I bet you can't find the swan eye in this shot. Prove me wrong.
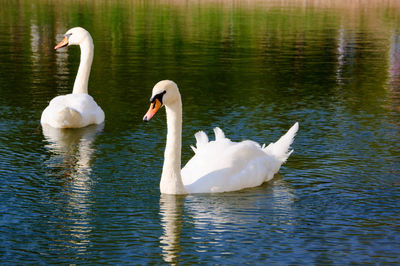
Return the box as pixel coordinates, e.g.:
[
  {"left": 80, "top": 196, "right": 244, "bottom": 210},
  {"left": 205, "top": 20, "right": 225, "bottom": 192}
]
[{"left": 150, "top": 90, "right": 166, "bottom": 104}]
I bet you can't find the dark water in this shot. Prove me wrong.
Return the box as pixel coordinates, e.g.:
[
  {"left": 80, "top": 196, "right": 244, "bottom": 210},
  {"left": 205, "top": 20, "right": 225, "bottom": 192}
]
[{"left": 1, "top": 0, "right": 400, "bottom": 264}]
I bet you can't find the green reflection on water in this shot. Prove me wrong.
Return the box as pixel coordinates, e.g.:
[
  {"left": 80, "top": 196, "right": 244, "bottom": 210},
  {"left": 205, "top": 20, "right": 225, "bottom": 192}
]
[{"left": 1, "top": 0, "right": 399, "bottom": 115}]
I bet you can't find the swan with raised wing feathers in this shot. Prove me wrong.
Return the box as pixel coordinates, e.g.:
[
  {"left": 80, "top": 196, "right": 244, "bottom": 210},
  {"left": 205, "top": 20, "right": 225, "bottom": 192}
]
[
  {"left": 41, "top": 27, "right": 104, "bottom": 128},
  {"left": 143, "top": 80, "right": 299, "bottom": 194}
]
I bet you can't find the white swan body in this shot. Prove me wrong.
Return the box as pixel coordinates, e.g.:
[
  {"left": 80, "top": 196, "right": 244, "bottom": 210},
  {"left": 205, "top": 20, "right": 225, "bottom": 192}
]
[
  {"left": 41, "top": 27, "right": 104, "bottom": 128},
  {"left": 144, "top": 80, "right": 299, "bottom": 194}
]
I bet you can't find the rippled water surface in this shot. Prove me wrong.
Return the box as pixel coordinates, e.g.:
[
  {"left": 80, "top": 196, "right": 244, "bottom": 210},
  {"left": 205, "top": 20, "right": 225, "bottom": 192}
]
[{"left": 1, "top": 0, "right": 400, "bottom": 264}]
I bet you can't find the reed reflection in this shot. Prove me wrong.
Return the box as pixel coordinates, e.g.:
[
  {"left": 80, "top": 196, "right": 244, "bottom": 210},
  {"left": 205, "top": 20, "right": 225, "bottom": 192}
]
[
  {"left": 335, "top": 26, "right": 356, "bottom": 86},
  {"left": 42, "top": 124, "right": 103, "bottom": 254},
  {"left": 389, "top": 30, "right": 400, "bottom": 112}
]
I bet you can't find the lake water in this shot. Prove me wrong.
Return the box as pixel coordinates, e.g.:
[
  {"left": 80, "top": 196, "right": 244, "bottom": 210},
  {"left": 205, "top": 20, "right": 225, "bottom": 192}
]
[{"left": 1, "top": 0, "right": 399, "bottom": 264}]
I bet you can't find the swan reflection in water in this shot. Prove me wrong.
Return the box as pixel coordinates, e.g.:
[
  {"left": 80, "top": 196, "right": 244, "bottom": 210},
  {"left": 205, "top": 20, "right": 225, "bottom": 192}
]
[
  {"left": 42, "top": 123, "right": 103, "bottom": 255},
  {"left": 159, "top": 178, "right": 295, "bottom": 264},
  {"left": 159, "top": 194, "right": 185, "bottom": 263}
]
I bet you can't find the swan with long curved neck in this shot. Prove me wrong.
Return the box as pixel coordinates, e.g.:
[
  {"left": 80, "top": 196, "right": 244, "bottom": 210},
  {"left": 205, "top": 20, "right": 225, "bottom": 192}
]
[
  {"left": 143, "top": 80, "right": 299, "bottom": 194},
  {"left": 41, "top": 27, "right": 104, "bottom": 128}
]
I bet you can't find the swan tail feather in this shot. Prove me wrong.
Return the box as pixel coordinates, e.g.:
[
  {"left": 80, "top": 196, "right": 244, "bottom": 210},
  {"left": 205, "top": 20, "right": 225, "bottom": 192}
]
[
  {"left": 263, "top": 122, "right": 299, "bottom": 163},
  {"left": 192, "top": 131, "right": 209, "bottom": 153},
  {"left": 56, "top": 107, "right": 83, "bottom": 128},
  {"left": 213, "top": 127, "right": 225, "bottom": 140}
]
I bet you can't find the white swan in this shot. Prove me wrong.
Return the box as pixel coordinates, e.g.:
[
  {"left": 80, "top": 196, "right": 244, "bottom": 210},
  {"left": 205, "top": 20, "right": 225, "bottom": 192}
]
[
  {"left": 41, "top": 27, "right": 104, "bottom": 128},
  {"left": 143, "top": 80, "right": 299, "bottom": 194}
]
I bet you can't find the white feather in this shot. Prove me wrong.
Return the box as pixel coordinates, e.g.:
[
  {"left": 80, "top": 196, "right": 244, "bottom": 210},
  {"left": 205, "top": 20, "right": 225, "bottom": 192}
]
[
  {"left": 41, "top": 27, "right": 104, "bottom": 129},
  {"left": 181, "top": 124, "right": 298, "bottom": 193},
  {"left": 148, "top": 80, "right": 299, "bottom": 194}
]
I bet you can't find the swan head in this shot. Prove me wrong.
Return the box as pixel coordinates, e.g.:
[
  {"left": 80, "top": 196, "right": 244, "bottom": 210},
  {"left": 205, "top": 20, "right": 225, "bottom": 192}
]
[
  {"left": 143, "top": 80, "right": 180, "bottom": 122},
  {"left": 55, "top": 27, "right": 92, "bottom": 49}
]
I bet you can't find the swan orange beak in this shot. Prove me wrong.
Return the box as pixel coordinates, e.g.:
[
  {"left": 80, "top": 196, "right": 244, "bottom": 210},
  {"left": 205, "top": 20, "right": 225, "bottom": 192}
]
[
  {"left": 143, "top": 98, "right": 162, "bottom": 122},
  {"left": 54, "top": 36, "right": 69, "bottom": 50}
]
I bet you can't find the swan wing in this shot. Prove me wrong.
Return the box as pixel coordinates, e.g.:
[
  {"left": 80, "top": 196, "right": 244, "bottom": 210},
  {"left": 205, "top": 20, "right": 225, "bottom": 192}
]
[
  {"left": 181, "top": 128, "right": 274, "bottom": 193},
  {"left": 41, "top": 94, "right": 104, "bottom": 128},
  {"left": 181, "top": 123, "right": 298, "bottom": 193},
  {"left": 67, "top": 94, "right": 104, "bottom": 125}
]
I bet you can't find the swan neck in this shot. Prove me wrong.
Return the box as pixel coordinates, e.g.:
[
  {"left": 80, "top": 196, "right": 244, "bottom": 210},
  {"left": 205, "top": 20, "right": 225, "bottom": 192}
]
[
  {"left": 72, "top": 37, "right": 93, "bottom": 94},
  {"left": 160, "top": 98, "right": 186, "bottom": 194}
]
